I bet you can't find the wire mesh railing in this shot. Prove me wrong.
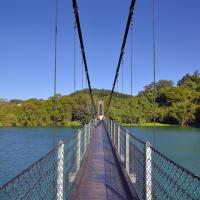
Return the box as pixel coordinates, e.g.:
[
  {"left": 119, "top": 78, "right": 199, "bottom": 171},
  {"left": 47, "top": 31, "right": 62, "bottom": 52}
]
[
  {"left": 105, "top": 118, "right": 200, "bottom": 200},
  {"left": 0, "top": 120, "right": 94, "bottom": 200}
]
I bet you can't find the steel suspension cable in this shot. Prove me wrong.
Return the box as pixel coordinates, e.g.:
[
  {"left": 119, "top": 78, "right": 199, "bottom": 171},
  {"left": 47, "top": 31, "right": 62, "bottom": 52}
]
[
  {"left": 82, "top": 57, "right": 84, "bottom": 90},
  {"left": 121, "top": 57, "right": 124, "bottom": 93},
  {"left": 116, "top": 76, "right": 119, "bottom": 92},
  {"left": 153, "top": 0, "right": 156, "bottom": 127},
  {"left": 105, "top": 0, "right": 136, "bottom": 114},
  {"left": 131, "top": 19, "right": 133, "bottom": 96},
  {"left": 72, "top": 0, "right": 96, "bottom": 116},
  {"left": 152, "top": 0, "right": 157, "bottom": 147},
  {"left": 53, "top": 0, "right": 58, "bottom": 130},
  {"left": 73, "top": 19, "right": 77, "bottom": 92}
]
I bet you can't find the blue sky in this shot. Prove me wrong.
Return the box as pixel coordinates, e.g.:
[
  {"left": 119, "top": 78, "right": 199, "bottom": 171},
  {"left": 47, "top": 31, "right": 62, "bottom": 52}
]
[{"left": 0, "top": 0, "right": 199, "bottom": 99}]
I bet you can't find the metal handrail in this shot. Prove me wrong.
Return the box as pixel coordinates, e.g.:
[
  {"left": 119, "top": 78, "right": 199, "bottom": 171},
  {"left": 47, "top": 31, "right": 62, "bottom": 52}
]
[
  {"left": 105, "top": 118, "right": 200, "bottom": 200},
  {"left": 0, "top": 120, "right": 94, "bottom": 200}
]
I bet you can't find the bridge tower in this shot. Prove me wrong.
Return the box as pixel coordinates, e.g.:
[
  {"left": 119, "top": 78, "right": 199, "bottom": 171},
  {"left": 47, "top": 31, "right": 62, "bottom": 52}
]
[{"left": 97, "top": 100, "right": 104, "bottom": 120}]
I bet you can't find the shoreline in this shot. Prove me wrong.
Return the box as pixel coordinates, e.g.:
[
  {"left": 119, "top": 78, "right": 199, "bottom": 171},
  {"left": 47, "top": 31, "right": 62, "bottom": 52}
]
[
  {"left": 0, "top": 121, "right": 82, "bottom": 128},
  {"left": 0, "top": 122, "right": 198, "bottom": 128},
  {"left": 121, "top": 122, "right": 180, "bottom": 127}
]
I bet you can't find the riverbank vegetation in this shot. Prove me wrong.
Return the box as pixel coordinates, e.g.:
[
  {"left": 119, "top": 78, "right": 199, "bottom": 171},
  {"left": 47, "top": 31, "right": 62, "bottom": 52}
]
[
  {"left": 0, "top": 71, "right": 200, "bottom": 127},
  {"left": 121, "top": 122, "right": 177, "bottom": 127}
]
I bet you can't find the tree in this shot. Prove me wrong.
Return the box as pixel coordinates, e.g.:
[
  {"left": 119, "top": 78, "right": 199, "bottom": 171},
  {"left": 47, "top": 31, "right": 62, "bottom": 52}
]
[
  {"left": 177, "top": 70, "right": 200, "bottom": 91},
  {"left": 0, "top": 72, "right": 199, "bottom": 127},
  {"left": 2, "top": 113, "right": 18, "bottom": 126},
  {"left": 158, "top": 87, "right": 194, "bottom": 106},
  {"left": 170, "top": 101, "right": 196, "bottom": 126}
]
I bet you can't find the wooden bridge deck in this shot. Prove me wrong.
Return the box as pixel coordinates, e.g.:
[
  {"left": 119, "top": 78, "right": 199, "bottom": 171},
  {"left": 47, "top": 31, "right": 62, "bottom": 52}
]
[{"left": 71, "top": 123, "right": 138, "bottom": 200}]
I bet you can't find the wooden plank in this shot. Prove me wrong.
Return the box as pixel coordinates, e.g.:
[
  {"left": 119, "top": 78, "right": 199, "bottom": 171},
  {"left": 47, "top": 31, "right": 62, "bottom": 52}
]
[{"left": 71, "top": 123, "right": 138, "bottom": 200}]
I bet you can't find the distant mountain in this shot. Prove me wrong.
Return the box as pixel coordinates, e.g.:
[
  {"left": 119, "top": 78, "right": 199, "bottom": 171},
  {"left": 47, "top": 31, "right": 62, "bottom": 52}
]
[
  {"left": 70, "top": 88, "right": 130, "bottom": 98},
  {"left": 0, "top": 98, "right": 9, "bottom": 102}
]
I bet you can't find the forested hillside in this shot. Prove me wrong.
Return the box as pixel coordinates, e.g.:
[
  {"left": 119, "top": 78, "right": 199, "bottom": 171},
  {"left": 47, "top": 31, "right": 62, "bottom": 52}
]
[{"left": 0, "top": 71, "right": 200, "bottom": 127}]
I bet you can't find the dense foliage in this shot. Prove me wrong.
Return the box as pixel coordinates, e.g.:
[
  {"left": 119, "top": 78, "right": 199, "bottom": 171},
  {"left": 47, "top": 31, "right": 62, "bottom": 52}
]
[{"left": 0, "top": 71, "right": 200, "bottom": 127}]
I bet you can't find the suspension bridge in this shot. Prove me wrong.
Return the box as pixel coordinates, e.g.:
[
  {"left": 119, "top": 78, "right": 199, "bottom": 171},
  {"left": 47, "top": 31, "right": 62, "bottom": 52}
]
[{"left": 0, "top": 0, "right": 200, "bottom": 199}]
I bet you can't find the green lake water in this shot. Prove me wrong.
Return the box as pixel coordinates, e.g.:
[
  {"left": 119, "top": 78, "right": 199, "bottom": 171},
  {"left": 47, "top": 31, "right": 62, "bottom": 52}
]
[
  {"left": 127, "top": 126, "right": 200, "bottom": 177},
  {"left": 0, "top": 126, "right": 199, "bottom": 186}
]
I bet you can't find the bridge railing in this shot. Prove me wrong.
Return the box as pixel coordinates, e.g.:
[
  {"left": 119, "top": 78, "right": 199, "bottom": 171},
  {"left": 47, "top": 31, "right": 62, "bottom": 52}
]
[
  {"left": 105, "top": 119, "right": 200, "bottom": 200},
  {"left": 0, "top": 120, "right": 94, "bottom": 200}
]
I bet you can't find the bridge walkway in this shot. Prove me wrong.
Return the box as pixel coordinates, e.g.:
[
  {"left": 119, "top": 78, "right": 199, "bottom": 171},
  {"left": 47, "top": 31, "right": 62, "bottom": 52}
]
[{"left": 71, "top": 123, "right": 138, "bottom": 200}]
